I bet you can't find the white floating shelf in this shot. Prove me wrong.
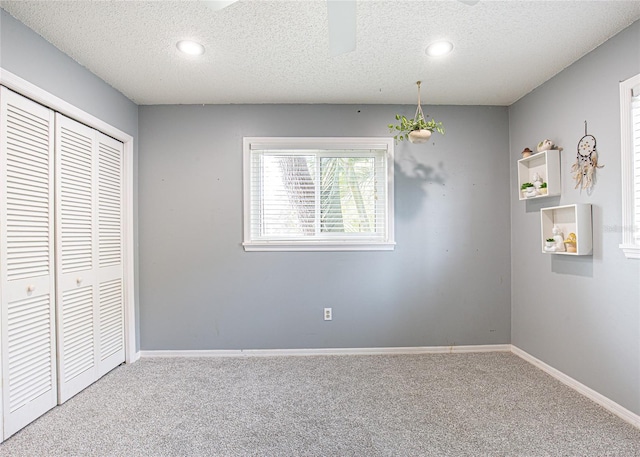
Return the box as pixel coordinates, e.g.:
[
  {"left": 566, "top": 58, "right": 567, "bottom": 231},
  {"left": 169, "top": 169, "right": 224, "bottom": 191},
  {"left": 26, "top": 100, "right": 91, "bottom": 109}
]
[
  {"left": 540, "top": 204, "right": 592, "bottom": 256},
  {"left": 518, "top": 150, "right": 561, "bottom": 200}
]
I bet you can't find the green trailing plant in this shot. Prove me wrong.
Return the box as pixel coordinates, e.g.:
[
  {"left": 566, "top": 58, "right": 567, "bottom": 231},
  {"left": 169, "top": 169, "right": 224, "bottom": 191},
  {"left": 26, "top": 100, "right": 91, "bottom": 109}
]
[
  {"left": 520, "top": 182, "right": 534, "bottom": 190},
  {"left": 388, "top": 114, "right": 445, "bottom": 142}
]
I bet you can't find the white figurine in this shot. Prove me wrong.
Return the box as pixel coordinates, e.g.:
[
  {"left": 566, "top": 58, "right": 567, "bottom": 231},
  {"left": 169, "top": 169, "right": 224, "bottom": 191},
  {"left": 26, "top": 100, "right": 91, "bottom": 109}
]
[
  {"left": 532, "top": 172, "right": 543, "bottom": 189},
  {"left": 552, "top": 225, "right": 566, "bottom": 252}
]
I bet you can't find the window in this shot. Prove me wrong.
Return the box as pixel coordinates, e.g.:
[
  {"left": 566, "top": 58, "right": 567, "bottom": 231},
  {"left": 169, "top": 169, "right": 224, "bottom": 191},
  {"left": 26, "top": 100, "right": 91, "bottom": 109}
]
[
  {"left": 620, "top": 73, "right": 640, "bottom": 259},
  {"left": 243, "top": 138, "right": 395, "bottom": 251}
]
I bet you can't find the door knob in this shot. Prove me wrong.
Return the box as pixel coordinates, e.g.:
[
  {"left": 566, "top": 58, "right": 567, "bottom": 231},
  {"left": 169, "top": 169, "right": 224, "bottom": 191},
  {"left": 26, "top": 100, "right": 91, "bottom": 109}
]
[
  {"left": 76, "top": 277, "right": 83, "bottom": 285},
  {"left": 27, "top": 284, "right": 36, "bottom": 292}
]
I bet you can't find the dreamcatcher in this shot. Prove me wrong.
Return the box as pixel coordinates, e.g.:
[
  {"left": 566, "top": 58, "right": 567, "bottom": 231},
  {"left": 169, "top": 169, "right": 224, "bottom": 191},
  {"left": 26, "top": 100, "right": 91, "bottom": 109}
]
[{"left": 571, "top": 121, "right": 603, "bottom": 192}]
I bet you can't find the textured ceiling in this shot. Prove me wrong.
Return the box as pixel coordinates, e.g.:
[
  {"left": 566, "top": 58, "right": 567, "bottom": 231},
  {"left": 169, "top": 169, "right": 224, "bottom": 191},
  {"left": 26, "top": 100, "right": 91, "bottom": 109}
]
[{"left": 2, "top": 0, "right": 640, "bottom": 106}]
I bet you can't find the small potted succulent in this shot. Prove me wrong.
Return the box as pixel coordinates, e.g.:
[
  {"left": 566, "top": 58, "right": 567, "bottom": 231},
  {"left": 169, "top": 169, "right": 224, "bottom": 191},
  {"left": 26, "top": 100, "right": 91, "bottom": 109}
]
[
  {"left": 388, "top": 114, "right": 445, "bottom": 143},
  {"left": 520, "top": 182, "right": 536, "bottom": 198},
  {"left": 545, "top": 238, "right": 556, "bottom": 250},
  {"left": 538, "top": 182, "right": 548, "bottom": 195}
]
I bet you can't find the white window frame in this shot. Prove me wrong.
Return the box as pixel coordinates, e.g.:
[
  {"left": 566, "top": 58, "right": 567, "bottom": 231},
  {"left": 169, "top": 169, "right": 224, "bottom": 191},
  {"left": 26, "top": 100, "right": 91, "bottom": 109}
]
[
  {"left": 619, "top": 73, "right": 640, "bottom": 259},
  {"left": 243, "top": 137, "right": 395, "bottom": 251}
]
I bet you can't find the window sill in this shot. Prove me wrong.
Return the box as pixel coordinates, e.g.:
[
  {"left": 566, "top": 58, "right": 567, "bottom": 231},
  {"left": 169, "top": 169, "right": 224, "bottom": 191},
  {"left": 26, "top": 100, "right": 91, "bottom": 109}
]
[
  {"left": 620, "top": 244, "right": 640, "bottom": 259},
  {"left": 243, "top": 241, "right": 396, "bottom": 252}
]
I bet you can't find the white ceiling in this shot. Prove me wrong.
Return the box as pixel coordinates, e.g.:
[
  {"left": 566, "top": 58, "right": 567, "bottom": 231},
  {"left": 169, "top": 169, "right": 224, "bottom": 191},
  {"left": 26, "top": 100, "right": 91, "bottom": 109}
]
[{"left": 2, "top": 0, "right": 640, "bottom": 106}]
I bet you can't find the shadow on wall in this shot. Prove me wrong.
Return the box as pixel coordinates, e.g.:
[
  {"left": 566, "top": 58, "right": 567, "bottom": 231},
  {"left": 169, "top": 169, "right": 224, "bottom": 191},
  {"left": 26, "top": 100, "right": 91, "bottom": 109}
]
[
  {"left": 394, "top": 150, "right": 447, "bottom": 221},
  {"left": 525, "top": 196, "right": 561, "bottom": 213},
  {"left": 551, "top": 255, "right": 594, "bottom": 277}
]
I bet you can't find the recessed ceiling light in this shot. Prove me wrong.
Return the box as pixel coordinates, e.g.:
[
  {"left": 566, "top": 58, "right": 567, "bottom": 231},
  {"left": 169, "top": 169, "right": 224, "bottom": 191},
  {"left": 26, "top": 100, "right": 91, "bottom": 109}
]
[
  {"left": 176, "top": 40, "right": 205, "bottom": 56},
  {"left": 425, "top": 40, "right": 454, "bottom": 57}
]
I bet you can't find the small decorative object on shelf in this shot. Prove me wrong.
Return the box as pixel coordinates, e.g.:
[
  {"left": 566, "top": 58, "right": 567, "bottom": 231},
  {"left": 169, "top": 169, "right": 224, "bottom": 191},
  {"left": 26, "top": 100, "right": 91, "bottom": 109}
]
[
  {"left": 532, "top": 172, "right": 543, "bottom": 189},
  {"left": 571, "top": 121, "right": 603, "bottom": 192},
  {"left": 539, "top": 182, "right": 548, "bottom": 195},
  {"left": 521, "top": 147, "right": 533, "bottom": 158},
  {"left": 552, "top": 225, "right": 566, "bottom": 252},
  {"left": 537, "top": 139, "right": 555, "bottom": 152},
  {"left": 388, "top": 81, "right": 445, "bottom": 143},
  {"left": 544, "top": 225, "right": 566, "bottom": 252},
  {"left": 521, "top": 182, "right": 537, "bottom": 198},
  {"left": 564, "top": 233, "right": 577, "bottom": 253}
]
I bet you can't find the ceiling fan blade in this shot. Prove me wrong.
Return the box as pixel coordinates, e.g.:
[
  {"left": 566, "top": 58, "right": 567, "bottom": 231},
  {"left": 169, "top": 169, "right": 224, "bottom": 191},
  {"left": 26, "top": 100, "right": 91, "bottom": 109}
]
[
  {"left": 327, "top": 0, "right": 357, "bottom": 57},
  {"left": 203, "top": 0, "right": 239, "bottom": 12}
]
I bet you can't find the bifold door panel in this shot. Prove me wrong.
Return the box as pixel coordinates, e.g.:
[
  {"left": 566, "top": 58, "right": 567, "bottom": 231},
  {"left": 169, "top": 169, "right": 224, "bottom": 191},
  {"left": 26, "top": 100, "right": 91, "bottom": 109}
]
[
  {"left": 0, "top": 87, "right": 58, "bottom": 439},
  {"left": 96, "top": 134, "right": 125, "bottom": 378},
  {"left": 55, "top": 114, "right": 98, "bottom": 403}
]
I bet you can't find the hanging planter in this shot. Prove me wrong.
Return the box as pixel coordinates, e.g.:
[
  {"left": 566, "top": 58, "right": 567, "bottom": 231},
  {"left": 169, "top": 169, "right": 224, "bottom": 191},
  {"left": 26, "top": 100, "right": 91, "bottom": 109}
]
[
  {"left": 408, "top": 129, "right": 432, "bottom": 143},
  {"left": 388, "top": 81, "right": 445, "bottom": 143}
]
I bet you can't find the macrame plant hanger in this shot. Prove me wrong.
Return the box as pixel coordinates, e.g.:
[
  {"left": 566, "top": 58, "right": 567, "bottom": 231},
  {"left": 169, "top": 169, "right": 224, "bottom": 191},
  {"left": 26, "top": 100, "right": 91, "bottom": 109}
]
[
  {"left": 414, "top": 81, "right": 425, "bottom": 122},
  {"left": 404, "top": 80, "right": 434, "bottom": 144},
  {"left": 571, "top": 120, "right": 603, "bottom": 192}
]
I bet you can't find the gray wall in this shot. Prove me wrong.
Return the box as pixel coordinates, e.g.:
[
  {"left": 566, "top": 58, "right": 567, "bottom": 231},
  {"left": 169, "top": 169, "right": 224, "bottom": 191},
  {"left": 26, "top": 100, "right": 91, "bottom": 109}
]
[
  {"left": 138, "top": 104, "right": 511, "bottom": 350},
  {"left": 0, "top": 8, "right": 140, "bottom": 349},
  {"left": 509, "top": 20, "right": 640, "bottom": 415}
]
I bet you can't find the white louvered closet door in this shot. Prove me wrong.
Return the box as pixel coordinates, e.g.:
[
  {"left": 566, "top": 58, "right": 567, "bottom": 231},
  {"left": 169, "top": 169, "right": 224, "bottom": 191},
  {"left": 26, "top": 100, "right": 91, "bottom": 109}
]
[
  {"left": 55, "top": 114, "right": 98, "bottom": 404},
  {"left": 0, "top": 87, "right": 57, "bottom": 439},
  {"left": 95, "top": 132, "right": 125, "bottom": 378},
  {"left": 55, "top": 115, "right": 125, "bottom": 404}
]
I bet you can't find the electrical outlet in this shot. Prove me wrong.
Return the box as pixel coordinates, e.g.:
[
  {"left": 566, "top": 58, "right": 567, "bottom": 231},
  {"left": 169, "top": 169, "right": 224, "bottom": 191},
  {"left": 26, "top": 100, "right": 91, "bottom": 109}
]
[{"left": 324, "top": 307, "right": 332, "bottom": 321}]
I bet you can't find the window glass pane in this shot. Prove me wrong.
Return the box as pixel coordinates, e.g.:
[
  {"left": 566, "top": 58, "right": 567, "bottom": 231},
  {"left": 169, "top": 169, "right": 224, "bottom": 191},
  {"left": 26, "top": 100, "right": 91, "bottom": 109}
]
[
  {"left": 261, "top": 154, "right": 316, "bottom": 237},
  {"left": 320, "top": 157, "right": 376, "bottom": 233}
]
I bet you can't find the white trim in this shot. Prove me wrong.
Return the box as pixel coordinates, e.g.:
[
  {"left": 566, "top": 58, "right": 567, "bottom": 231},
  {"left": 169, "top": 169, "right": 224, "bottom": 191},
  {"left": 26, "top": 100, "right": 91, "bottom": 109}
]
[
  {"left": 243, "top": 241, "right": 396, "bottom": 252},
  {"left": 619, "top": 73, "right": 640, "bottom": 259},
  {"left": 620, "top": 244, "right": 640, "bottom": 259},
  {"left": 512, "top": 346, "right": 640, "bottom": 429},
  {"left": 0, "top": 68, "right": 137, "bottom": 364},
  {"left": 248, "top": 137, "right": 393, "bottom": 151},
  {"left": 141, "top": 344, "right": 512, "bottom": 358},
  {"left": 123, "top": 138, "right": 136, "bottom": 364}
]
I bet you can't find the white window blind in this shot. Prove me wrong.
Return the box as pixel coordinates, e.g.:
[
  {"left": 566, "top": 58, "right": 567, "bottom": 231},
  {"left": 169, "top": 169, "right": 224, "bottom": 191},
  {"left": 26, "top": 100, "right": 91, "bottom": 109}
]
[
  {"left": 619, "top": 74, "right": 640, "bottom": 259},
  {"left": 243, "top": 138, "right": 395, "bottom": 251},
  {"left": 631, "top": 88, "right": 640, "bottom": 244}
]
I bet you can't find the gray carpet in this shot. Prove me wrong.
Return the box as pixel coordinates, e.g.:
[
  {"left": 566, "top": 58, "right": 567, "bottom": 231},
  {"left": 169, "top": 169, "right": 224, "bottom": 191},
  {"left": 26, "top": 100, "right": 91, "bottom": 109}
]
[{"left": 1, "top": 352, "right": 639, "bottom": 456}]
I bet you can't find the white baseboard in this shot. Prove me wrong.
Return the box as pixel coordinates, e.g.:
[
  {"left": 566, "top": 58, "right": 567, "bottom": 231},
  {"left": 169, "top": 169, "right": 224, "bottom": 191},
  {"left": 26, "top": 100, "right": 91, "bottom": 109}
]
[
  {"left": 512, "top": 345, "right": 640, "bottom": 429},
  {"left": 140, "top": 344, "right": 511, "bottom": 359}
]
